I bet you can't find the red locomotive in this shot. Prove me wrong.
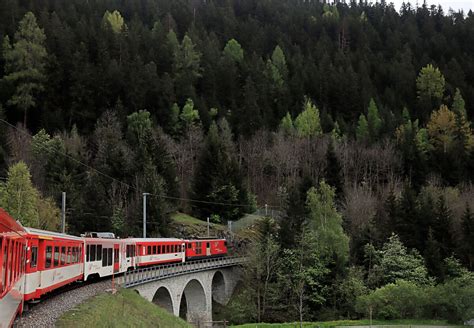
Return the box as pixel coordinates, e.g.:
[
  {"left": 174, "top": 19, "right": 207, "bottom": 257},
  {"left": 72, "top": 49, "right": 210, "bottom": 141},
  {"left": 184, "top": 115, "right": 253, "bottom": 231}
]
[{"left": 0, "top": 207, "right": 228, "bottom": 327}]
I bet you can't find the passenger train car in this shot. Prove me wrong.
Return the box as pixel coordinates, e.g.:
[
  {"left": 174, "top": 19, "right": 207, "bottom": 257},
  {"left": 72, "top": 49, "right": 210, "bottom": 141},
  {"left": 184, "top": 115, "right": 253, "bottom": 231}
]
[
  {"left": 23, "top": 228, "right": 84, "bottom": 301},
  {"left": 0, "top": 207, "right": 228, "bottom": 327},
  {"left": 0, "top": 209, "right": 27, "bottom": 328}
]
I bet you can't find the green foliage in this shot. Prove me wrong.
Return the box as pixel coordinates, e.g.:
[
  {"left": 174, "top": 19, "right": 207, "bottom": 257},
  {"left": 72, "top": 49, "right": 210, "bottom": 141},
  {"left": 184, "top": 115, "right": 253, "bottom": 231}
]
[
  {"left": 2, "top": 12, "right": 47, "bottom": 126},
  {"left": 356, "top": 280, "right": 429, "bottom": 320},
  {"left": 173, "top": 34, "right": 202, "bottom": 97},
  {"left": 271, "top": 45, "right": 287, "bottom": 79},
  {"left": 180, "top": 98, "right": 200, "bottom": 126},
  {"left": 279, "top": 112, "right": 294, "bottom": 135},
  {"left": 306, "top": 181, "right": 349, "bottom": 265},
  {"left": 452, "top": 88, "right": 466, "bottom": 117},
  {"left": 127, "top": 110, "right": 152, "bottom": 146},
  {"left": 377, "top": 234, "right": 431, "bottom": 286},
  {"left": 0, "top": 161, "right": 39, "bottom": 227},
  {"left": 427, "top": 105, "right": 457, "bottom": 154},
  {"left": 323, "top": 4, "right": 340, "bottom": 19},
  {"left": 356, "top": 114, "right": 369, "bottom": 143},
  {"left": 294, "top": 99, "right": 322, "bottom": 137},
  {"left": 367, "top": 98, "right": 382, "bottom": 142},
  {"left": 357, "top": 273, "right": 474, "bottom": 322},
  {"left": 102, "top": 10, "right": 126, "bottom": 34},
  {"left": 223, "top": 38, "right": 244, "bottom": 63},
  {"left": 192, "top": 119, "right": 249, "bottom": 221},
  {"left": 416, "top": 64, "right": 445, "bottom": 101}
]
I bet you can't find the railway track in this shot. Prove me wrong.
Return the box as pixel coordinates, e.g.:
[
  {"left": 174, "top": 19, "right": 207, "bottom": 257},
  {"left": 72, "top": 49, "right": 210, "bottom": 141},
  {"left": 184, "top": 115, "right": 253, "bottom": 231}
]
[{"left": 14, "top": 277, "right": 116, "bottom": 328}]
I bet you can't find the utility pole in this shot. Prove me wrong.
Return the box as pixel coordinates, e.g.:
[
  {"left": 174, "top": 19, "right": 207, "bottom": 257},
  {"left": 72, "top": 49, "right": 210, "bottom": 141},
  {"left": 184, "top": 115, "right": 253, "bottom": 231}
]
[
  {"left": 61, "top": 192, "right": 66, "bottom": 233},
  {"left": 143, "top": 193, "right": 150, "bottom": 238}
]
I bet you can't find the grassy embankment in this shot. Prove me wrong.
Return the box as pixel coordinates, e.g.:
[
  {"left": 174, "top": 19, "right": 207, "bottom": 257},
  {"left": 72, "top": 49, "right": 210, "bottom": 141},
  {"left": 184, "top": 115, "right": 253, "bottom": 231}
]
[
  {"left": 56, "top": 288, "right": 191, "bottom": 328},
  {"left": 230, "top": 320, "right": 464, "bottom": 328}
]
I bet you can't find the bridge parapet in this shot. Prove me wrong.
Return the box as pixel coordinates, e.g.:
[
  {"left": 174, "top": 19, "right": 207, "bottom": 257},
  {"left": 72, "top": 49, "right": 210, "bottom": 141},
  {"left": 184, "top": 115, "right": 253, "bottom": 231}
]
[{"left": 123, "top": 256, "right": 246, "bottom": 288}]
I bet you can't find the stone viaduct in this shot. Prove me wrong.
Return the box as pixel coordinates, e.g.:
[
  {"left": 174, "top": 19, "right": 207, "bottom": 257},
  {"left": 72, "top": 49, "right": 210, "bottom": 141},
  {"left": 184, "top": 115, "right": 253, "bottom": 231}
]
[{"left": 122, "top": 257, "right": 244, "bottom": 326}]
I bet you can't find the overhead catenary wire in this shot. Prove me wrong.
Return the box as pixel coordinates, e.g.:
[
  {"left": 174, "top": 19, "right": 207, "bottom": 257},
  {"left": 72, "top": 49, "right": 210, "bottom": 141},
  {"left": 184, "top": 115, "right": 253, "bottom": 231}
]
[{"left": 0, "top": 118, "right": 279, "bottom": 209}]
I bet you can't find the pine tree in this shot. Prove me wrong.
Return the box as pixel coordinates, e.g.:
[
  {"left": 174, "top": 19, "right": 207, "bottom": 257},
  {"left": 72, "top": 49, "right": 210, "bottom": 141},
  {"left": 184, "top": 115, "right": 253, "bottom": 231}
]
[
  {"left": 434, "top": 195, "right": 454, "bottom": 258},
  {"left": 367, "top": 98, "right": 382, "bottom": 142},
  {"left": 2, "top": 12, "right": 47, "bottom": 126},
  {"left": 460, "top": 204, "right": 474, "bottom": 270},
  {"left": 356, "top": 114, "right": 369, "bottom": 143},
  {"left": 279, "top": 112, "right": 294, "bottom": 136},
  {"left": 424, "top": 227, "right": 443, "bottom": 280},
  {"left": 452, "top": 88, "right": 466, "bottom": 117},
  {"left": 192, "top": 119, "right": 249, "bottom": 221},
  {"left": 223, "top": 38, "right": 244, "bottom": 63}
]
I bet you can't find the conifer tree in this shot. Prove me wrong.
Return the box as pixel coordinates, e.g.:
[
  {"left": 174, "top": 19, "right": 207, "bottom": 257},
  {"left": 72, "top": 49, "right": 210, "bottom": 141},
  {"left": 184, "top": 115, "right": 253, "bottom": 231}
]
[
  {"left": 2, "top": 12, "right": 47, "bottom": 126},
  {"left": 294, "top": 99, "right": 322, "bottom": 137},
  {"left": 356, "top": 114, "right": 369, "bottom": 143},
  {"left": 460, "top": 204, "right": 474, "bottom": 270},
  {"left": 367, "top": 98, "right": 382, "bottom": 142}
]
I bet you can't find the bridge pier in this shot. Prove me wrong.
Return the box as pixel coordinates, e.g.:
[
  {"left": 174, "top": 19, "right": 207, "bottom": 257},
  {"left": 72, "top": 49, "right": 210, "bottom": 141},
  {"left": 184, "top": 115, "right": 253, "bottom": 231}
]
[{"left": 131, "top": 265, "right": 241, "bottom": 327}]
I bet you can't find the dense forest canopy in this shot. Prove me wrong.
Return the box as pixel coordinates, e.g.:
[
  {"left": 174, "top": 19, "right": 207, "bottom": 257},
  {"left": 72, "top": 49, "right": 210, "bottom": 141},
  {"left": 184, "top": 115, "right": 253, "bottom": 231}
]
[{"left": 1, "top": 0, "right": 474, "bottom": 323}]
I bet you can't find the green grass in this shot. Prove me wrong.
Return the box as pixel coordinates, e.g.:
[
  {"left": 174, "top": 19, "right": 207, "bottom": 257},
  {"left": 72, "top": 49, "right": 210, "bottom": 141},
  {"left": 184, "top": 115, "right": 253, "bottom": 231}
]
[
  {"left": 56, "top": 288, "right": 191, "bottom": 328},
  {"left": 230, "top": 319, "right": 463, "bottom": 328},
  {"left": 171, "top": 212, "right": 208, "bottom": 225}
]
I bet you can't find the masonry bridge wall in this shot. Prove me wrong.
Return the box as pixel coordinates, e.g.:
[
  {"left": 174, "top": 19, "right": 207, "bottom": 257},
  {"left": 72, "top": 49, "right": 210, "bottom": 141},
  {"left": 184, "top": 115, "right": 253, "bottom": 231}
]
[{"left": 132, "top": 266, "right": 240, "bottom": 326}]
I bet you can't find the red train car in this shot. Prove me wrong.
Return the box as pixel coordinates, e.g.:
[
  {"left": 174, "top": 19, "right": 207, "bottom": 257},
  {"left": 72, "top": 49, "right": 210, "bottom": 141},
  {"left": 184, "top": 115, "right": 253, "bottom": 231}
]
[
  {"left": 23, "top": 228, "right": 84, "bottom": 301},
  {"left": 0, "top": 208, "right": 27, "bottom": 328},
  {"left": 132, "top": 238, "right": 185, "bottom": 266},
  {"left": 185, "top": 239, "right": 227, "bottom": 260}
]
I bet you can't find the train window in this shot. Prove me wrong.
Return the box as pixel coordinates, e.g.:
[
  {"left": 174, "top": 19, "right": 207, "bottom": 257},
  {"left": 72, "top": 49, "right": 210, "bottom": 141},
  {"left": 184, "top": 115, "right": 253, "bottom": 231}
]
[
  {"left": 187, "top": 243, "right": 192, "bottom": 249},
  {"left": 147, "top": 246, "right": 151, "bottom": 255},
  {"left": 86, "top": 245, "right": 90, "bottom": 262},
  {"left": 97, "top": 245, "right": 102, "bottom": 261},
  {"left": 67, "top": 247, "right": 72, "bottom": 264},
  {"left": 166, "top": 245, "right": 170, "bottom": 253},
  {"left": 73, "top": 247, "right": 77, "bottom": 263},
  {"left": 31, "top": 246, "right": 38, "bottom": 268},
  {"left": 157, "top": 245, "right": 161, "bottom": 254},
  {"left": 126, "top": 245, "right": 130, "bottom": 257},
  {"left": 54, "top": 246, "right": 59, "bottom": 267},
  {"left": 108, "top": 248, "right": 112, "bottom": 266},
  {"left": 102, "top": 248, "right": 107, "bottom": 267},
  {"left": 2, "top": 241, "right": 7, "bottom": 292},
  {"left": 90, "top": 245, "right": 96, "bottom": 261},
  {"left": 153, "top": 246, "right": 156, "bottom": 254},
  {"left": 207, "top": 242, "right": 210, "bottom": 248},
  {"left": 45, "top": 246, "right": 52, "bottom": 268},
  {"left": 114, "top": 248, "right": 119, "bottom": 264},
  {"left": 60, "top": 246, "right": 66, "bottom": 265}
]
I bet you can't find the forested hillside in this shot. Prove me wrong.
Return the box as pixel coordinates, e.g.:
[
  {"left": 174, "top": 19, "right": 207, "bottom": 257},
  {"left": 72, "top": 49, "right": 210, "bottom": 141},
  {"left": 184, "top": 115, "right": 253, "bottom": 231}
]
[{"left": 1, "top": 0, "right": 474, "bottom": 323}]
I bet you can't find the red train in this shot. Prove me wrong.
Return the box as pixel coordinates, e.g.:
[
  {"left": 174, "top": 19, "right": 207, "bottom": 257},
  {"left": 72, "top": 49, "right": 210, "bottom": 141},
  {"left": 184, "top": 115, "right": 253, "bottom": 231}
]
[{"left": 0, "top": 208, "right": 228, "bottom": 327}]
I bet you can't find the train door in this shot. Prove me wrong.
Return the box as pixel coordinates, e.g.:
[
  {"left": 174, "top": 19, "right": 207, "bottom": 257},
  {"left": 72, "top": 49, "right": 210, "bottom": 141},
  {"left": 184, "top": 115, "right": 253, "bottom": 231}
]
[
  {"left": 206, "top": 241, "right": 211, "bottom": 256},
  {"left": 113, "top": 244, "right": 119, "bottom": 273},
  {"left": 24, "top": 237, "right": 40, "bottom": 300}
]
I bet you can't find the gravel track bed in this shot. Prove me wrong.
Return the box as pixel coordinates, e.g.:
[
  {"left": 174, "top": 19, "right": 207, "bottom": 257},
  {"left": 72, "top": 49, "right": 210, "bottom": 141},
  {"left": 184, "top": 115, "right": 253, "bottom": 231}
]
[{"left": 14, "top": 279, "right": 114, "bottom": 328}]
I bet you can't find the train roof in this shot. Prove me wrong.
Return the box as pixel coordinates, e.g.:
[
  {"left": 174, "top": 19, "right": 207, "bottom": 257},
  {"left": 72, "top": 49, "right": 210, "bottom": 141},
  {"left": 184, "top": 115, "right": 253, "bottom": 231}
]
[
  {"left": 127, "top": 238, "right": 183, "bottom": 243},
  {"left": 25, "top": 227, "right": 83, "bottom": 241}
]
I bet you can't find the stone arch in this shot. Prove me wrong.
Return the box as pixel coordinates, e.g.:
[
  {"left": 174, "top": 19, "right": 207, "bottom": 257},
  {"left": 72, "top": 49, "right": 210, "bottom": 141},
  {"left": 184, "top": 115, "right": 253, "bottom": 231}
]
[
  {"left": 152, "top": 286, "right": 174, "bottom": 313},
  {"left": 211, "top": 271, "right": 227, "bottom": 305},
  {"left": 179, "top": 279, "right": 208, "bottom": 324}
]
